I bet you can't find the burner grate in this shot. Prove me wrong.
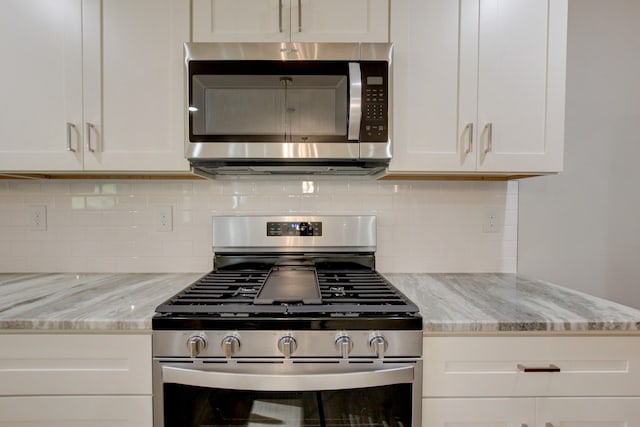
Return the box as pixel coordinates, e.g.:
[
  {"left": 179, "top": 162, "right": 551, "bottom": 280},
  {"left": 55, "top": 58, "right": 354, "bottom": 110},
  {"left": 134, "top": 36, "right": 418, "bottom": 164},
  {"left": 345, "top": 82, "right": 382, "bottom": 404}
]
[{"left": 155, "top": 269, "right": 418, "bottom": 315}]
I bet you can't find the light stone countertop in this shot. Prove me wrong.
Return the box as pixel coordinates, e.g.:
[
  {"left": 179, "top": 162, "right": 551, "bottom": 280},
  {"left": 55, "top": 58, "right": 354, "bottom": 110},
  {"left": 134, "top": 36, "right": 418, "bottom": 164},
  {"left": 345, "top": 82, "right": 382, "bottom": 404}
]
[
  {"left": 0, "top": 273, "right": 202, "bottom": 331},
  {"left": 386, "top": 273, "right": 640, "bottom": 334},
  {"left": 1, "top": 273, "right": 640, "bottom": 334}
]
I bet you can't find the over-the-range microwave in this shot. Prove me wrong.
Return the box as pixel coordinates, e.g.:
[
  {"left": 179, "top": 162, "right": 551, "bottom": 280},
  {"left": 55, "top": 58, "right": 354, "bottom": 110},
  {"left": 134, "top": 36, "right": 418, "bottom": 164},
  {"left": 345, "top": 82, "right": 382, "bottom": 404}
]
[{"left": 184, "top": 42, "right": 392, "bottom": 177}]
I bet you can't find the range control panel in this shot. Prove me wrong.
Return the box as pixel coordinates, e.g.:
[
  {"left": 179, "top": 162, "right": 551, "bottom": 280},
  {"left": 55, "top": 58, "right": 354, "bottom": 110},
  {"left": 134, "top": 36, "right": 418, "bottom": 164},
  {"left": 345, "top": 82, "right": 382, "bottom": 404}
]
[{"left": 267, "top": 221, "right": 323, "bottom": 237}]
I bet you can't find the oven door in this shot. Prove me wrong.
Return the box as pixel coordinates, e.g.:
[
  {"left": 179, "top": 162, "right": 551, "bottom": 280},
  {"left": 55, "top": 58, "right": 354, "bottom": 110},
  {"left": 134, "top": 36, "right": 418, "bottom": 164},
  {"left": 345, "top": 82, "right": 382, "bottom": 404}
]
[{"left": 153, "top": 360, "right": 422, "bottom": 427}]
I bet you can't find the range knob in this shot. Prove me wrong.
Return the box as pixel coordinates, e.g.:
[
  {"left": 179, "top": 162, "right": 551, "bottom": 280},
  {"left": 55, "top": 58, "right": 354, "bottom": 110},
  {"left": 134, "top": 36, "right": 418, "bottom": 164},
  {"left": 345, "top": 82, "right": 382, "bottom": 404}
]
[
  {"left": 221, "top": 335, "right": 241, "bottom": 359},
  {"left": 277, "top": 335, "right": 298, "bottom": 359},
  {"left": 187, "top": 334, "right": 207, "bottom": 358},
  {"left": 334, "top": 335, "right": 354, "bottom": 359},
  {"left": 369, "top": 334, "right": 388, "bottom": 359}
]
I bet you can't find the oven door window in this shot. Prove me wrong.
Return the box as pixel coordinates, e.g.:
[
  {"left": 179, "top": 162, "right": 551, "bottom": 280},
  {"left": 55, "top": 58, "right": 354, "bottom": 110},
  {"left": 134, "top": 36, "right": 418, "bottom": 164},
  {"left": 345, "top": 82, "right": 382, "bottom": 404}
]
[
  {"left": 189, "top": 61, "right": 350, "bottom": 143},
  {"left": 163, "top": 383, "right": 412, "bottom": 427}
]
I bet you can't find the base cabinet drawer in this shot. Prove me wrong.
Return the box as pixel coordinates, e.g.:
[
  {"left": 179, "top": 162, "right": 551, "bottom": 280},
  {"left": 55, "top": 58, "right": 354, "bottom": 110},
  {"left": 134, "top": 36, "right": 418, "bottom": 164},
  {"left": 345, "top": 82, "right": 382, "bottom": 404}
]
[
  {"left": 0, "top": 396, "right": 152, "bottom": 427},
  {"left": 423, "top": 336, "right": 640, "bottom": 397},
  {"left": 422, "top": 397, "right": 640, "bottom": 427},
  {"left": 538, "top": 397, "right": 640, "bottom": 426},
  {"left": 423, "top": 397, "right": 535, "bottom": 426},
  {"left": 0, "top": 334, "right": 151, "bottom": 395}
]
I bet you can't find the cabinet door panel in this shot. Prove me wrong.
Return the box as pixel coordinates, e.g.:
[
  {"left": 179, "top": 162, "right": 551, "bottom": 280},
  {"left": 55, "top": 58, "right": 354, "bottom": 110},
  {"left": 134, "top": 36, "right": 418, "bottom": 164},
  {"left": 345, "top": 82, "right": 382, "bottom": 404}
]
[
  {"left": 389, "top": 0, "right": 476, "bottom": 173},
  {"left": 423, "top": 397, "right": 535, "bottom": 427},
  {"left": 537, "top": 397, "right": 640, "bottom": 427},
  {"left": 293, "top": 0, "right": 388, "bottom": 42},
  {"left": 0, "top": 0, "right": 83, "bottom": 171},
  {"left": 0, "top": 334, "right": 151, "bottom": 395},
  {"left": 477, "top": 0, "right": 566, "bottom": 172},
  {"left": 0, "top": 396, "right": 152, "bottom": 427},
  {"left": 83, "top": 0, "right": 190, "bottom": 171},
  {"left": 423, "top": 336, "right": 640, "bottom": 398},
  {"left": 192, "top": 0, "right": 287, "bottom": 42}
]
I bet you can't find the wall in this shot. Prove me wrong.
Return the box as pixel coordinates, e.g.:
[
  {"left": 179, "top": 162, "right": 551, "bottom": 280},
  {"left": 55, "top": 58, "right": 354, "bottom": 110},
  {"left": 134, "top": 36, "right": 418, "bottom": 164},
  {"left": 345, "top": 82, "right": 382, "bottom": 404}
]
[
  {"left": 518, "top": 0, "right": 640, "bottom": 308},
  {"left": 0, "top": 179, "right": 517, "bottom": 274}
]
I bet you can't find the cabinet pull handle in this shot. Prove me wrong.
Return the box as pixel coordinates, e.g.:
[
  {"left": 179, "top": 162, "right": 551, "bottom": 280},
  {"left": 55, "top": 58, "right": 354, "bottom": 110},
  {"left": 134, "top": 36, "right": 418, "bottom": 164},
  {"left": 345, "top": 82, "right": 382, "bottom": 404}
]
[
  {"left": 517, "top": 363, "right": 561, "bottom": 373},
  {"left": 297, "top": 0, "right": 302, "bottom": 32},
  {"left": 278, "top": 0, "right": 283, "bottom": 32},
  {"left": 464, "top": 123, "right": 474, "bottom": 154},
  {"left": 483, "top": 122, "right": 493, "bottom": 154},
  {"left": 66, "top": 122, "right": 77, "bottom": 152},
  {"left": 86, "top": 122, "right": 97, "bottom": 152}
]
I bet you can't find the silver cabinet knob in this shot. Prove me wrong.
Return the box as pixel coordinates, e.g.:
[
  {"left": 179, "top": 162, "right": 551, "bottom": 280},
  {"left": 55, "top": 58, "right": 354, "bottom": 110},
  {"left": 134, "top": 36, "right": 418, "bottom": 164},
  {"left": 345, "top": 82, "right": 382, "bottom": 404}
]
[
  {"left": 278, "top": 335, "right": 297, "bottom": 358},
  {"left": 369, "top": 335, "right": 388, "bottom": 358},
  {"left": 221, "top": 335, "right": 240, "bottom": 359},
  {"left": 335, "top": 335, "right": 353, "bottom": 359},
  {"left": 187, "top": 335, "right": 207, "bottom": 358}
]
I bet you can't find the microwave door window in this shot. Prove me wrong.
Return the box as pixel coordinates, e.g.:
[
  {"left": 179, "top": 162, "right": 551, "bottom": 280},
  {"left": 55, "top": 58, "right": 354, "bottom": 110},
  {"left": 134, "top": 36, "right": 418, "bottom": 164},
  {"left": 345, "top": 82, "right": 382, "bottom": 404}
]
[
  {"left": 283, "top": 75, "right": 348, "bottom": 140},
  {"left": 190, "top": 74, "right": 348, "bottom": 142}
]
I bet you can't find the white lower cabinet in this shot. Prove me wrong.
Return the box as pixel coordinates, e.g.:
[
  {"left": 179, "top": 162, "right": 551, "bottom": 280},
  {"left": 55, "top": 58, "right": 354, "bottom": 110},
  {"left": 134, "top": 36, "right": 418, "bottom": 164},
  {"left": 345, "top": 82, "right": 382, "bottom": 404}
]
[
  {"left": 0, "top": 334, "right": 152, "bottom": 427},
  {"left": 423, "top": 397, "right": 640, "bottom": 427},
  {"left": 0, "top": 396, "right": 152, "bottom": 427},
  {"left": 423, "top": 397, "right": 536, "bottom": 427},
  {"left": 422, "top": 336, "right": 640, "bottom": 427},
  {"left": 538, "top": 397, "right": 640, "bottom": 427}
]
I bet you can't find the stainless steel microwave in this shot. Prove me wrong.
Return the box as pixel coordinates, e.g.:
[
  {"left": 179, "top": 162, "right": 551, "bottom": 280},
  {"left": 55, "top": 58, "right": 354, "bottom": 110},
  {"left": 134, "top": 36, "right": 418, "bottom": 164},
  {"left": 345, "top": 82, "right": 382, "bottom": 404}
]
[{"left": 184, "top": 42, "right": 392, "bottom": 177}]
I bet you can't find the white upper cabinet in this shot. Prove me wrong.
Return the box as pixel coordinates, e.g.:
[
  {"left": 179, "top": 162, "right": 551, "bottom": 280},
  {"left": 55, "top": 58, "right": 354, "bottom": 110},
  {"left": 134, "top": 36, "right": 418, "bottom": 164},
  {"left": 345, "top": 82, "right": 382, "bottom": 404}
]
[
  {"left": 192, "top": 0, "right": 389, "bottom": 43},
  {"left": 389, "top": 0, "right": 567, "bottom": 175},
  {"left": 83, "top": 0, "right": 190, "bottom": 172},
  {"left": 0, "top": 0, "right": 84, "bottom": 171},
  {"left": 0, "top": 0, "right": 190, "bottom": 173}
]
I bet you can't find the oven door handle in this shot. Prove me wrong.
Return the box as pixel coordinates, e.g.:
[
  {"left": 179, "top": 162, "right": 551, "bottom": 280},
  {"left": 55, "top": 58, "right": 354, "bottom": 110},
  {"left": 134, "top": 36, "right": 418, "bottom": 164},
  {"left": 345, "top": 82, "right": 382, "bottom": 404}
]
[
  {"left": 161, "top": 365, "right": 414, "bottom": 391},
  {"left": 347, "top": 62, "right": 362, "bottom": 141}
]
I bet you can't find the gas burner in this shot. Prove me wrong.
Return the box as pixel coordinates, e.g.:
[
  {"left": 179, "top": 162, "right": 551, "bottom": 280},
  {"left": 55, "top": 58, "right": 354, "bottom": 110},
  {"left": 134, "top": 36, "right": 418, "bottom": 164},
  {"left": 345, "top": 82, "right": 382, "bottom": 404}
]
[
  {"left": 153, "top": 215, "right": 422, "bottom": 330},
  {"left": 329, "top": 286, "right": 346, "bottom": 297}
]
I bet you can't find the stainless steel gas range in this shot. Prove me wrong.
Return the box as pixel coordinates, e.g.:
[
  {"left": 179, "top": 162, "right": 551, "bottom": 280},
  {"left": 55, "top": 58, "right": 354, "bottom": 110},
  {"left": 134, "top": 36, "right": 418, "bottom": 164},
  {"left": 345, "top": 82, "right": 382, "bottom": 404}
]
[{"left": 152, "top": 215, "right": 423, "bottom": 427}]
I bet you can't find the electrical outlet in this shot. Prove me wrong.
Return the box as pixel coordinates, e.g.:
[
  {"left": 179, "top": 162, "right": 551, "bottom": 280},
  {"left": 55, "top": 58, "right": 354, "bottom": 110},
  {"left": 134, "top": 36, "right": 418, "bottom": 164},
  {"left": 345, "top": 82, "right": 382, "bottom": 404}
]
[
  {"left": 156, "top": 206, "right": 173, "bottom": 232},
  {"left": 482, "top": 206, "right": 501, "bottom": 233},
  {"left": 29, "top": 205, "right": 47, "bottom": 231}
]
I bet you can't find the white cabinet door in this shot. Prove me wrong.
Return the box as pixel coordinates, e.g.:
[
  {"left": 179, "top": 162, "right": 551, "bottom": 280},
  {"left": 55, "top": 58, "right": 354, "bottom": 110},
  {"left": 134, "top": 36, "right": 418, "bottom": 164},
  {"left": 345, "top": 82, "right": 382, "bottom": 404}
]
[
  {"left": 0, "top": 334, "right": 152, "bottom": 396},
  {"left": 192, "top": 0, "right": 388, "bottom": 43},
  {"left": 82, "top": 0, "right": 190, "bottom": 171},
  {"left": 537, "top": 398, "right": 640, "bottom": 427},
  {"left": 389, "top": 0, "right": 477, "bottom": 172},
  {"left": 192, "top": 0, "right": 286, "bottom": 42},
  {"left": 476, "top": 0, "right": 566, "bottom": 173},
  {"left": 0, "top": 396, "right": 152, "bottom": 427},
  {"left": 292, "top": 0, "right": 388, "bottom": 42},
  {"left": 423, "top": 398, "right": 535, "bottom": 427},
  {"left": 422, "top": 336, "right": 640, "bottom": 398},
  {"left": 389, "top": 0, "right": 567, "bottom": 175},
  {"left": 0, "top": 0, "right": 84, "bottom": 171}
]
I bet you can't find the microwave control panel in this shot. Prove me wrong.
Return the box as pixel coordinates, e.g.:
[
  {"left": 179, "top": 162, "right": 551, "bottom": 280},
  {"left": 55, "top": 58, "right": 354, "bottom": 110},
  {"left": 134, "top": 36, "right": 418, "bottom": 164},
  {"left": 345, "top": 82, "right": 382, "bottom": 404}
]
[{"left": 360, "top": 61, "right": 389, "bottom": 142}]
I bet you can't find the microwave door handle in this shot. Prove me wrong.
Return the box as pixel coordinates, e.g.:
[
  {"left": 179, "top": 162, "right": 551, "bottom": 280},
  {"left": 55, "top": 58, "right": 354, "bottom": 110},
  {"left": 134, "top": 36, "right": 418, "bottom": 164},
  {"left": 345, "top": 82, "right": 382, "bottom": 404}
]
[
  {"left": 348, "top": 62, "right": 362, "bottom": 141},
  {"left": 161, "top": 365, "right": 413, "bottom": 392}
]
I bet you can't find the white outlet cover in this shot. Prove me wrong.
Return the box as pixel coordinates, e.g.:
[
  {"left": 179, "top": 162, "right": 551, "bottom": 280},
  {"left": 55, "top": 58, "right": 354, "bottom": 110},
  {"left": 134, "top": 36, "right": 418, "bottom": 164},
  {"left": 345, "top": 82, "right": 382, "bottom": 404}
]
[
  {"left": 156, "top": 206, "right": 173, "bottom": 232},
  {"left": 29, "top": 205, "right": 47, "bottom": 231}
]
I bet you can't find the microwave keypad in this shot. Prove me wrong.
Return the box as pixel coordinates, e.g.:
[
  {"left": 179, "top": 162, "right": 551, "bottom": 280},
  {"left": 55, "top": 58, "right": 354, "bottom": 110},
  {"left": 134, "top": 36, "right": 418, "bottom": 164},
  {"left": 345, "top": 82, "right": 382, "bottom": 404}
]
[
  {"left": 358, "top": 63, "right": 389, "bottom": 142},
  {"left": 362, "top": 88, "right": 387, "bottom": 141}
]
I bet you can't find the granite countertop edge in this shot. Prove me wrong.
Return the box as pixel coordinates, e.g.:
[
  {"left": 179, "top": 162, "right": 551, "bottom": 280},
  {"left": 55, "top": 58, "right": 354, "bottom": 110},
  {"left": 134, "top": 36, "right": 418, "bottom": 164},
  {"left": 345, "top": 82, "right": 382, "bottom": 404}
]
[{"left": 1, "top": 272, "right": 640, "bottom": 335}]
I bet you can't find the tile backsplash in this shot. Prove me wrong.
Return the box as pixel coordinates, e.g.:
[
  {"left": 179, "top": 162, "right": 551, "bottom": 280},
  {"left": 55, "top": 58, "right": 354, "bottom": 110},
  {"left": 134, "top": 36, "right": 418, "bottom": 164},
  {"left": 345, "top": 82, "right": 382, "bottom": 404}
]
[{"left": 0, "top": 179, "right": 517, "bottom": 273}]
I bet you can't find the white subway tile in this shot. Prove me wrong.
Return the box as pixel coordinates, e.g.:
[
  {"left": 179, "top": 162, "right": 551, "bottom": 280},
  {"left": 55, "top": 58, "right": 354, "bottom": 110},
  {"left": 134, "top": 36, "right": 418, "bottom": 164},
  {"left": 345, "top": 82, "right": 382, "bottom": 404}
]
[{"left": 0, "top": 177, "right": 518, "bottom": 273}]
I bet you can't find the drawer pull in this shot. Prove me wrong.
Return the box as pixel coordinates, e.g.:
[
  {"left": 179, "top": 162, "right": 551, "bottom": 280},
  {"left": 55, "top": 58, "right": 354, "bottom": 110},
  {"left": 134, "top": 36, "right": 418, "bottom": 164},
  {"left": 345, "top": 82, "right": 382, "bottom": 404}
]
[{"left": 517, "top": 363, "right": 561, "bottom": 373}]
